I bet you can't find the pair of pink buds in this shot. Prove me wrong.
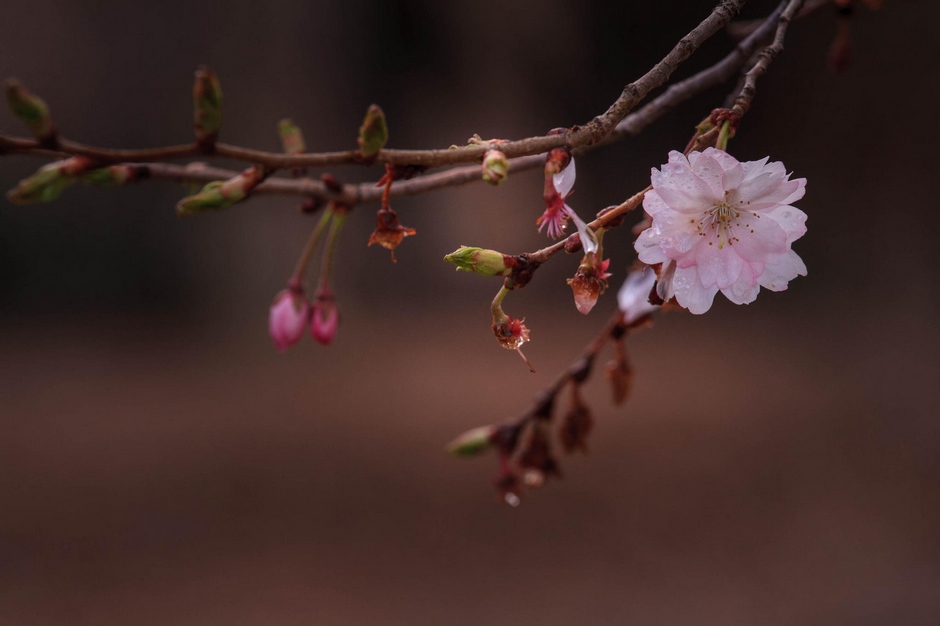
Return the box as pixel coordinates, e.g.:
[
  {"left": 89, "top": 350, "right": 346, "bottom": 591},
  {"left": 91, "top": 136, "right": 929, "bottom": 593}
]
[{"left": 268, "top": 288, "right": 338, "bottom": 351}]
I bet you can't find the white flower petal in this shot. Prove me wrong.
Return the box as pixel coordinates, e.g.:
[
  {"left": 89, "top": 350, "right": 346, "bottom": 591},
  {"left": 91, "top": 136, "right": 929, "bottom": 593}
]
[
  {"left": 567, "top": 205, "right": 598, "bottom": 254},
  {"left": 672, "top": 265, "right": 719, "bottom": 314},
  {"left": 656, "top": 260, "right": 677, "bottom": 302},
  {"left": 757, "top": 250, "right": 807, "bottom": 291},
  {"left": 687, "top": 151, "right": 726, "bottom": 200},
  {"left": 766, "top": 205, "right": 808, "bottom": 244},
  {"left": 727, "top": 212, "right": 788, "bottom": 263},
  {"left": 652, "top": 157, "right": 720, "bottom": 213},
  {"left": 552, "top": 158, "right": 576, "bottom": 198},
  {"left": 721, "top": 262, "right": 760, "bottom": 305},
  {"left": 617, "top": 267, "right": 660, "bottom": 324},
  {"left": 642, "top": 189, "right": 673, "bottom": 217},
  {"left": 692, "top": 241, "right": 745, "bottom": 290},
  {"left": 635, "top": 227, "right": 668, "bottom": 264}
]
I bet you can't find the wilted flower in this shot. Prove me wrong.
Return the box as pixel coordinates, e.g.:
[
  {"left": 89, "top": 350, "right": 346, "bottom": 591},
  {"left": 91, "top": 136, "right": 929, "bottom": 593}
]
[
  {"left": 491, "top": 314, "right": 534, "bottom": 372},
  {"left": 537, "top": 152, "right": 576, "bottom": 239},
  {"left": 568, "top": 253, "right": 611, "bottom": 315},
  {"left": 634, "top": 148, "right": 807, "bottom": 314},
  {"left": 269, "top": 289, "right": 310, "bottom": 352},
  {"left": 367, "top": 207, "right": 416, "bottom": 259}
]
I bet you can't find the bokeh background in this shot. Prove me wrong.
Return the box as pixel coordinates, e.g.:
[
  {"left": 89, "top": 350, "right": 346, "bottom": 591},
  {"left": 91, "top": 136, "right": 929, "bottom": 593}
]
[{"left": 1, "top": 1, "right": 938, "bottom": 624}]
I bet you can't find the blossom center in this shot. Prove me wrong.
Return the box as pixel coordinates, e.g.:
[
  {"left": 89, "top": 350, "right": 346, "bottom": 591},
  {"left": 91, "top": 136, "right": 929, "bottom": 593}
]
[{"left": 693, "top": 190, "right": 753, "bottom": 249}]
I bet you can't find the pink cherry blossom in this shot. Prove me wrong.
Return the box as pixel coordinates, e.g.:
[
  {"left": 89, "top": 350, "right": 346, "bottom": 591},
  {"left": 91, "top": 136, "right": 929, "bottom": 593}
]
[
  {"left": 634, "top": 148, "right": 807, "bottom": 314},
  {"left": 269, "top": 289, "right": 310, "bottom": 352}
]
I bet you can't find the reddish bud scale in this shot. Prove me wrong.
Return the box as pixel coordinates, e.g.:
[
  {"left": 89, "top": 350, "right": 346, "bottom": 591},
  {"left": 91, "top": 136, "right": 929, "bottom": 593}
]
[
  {"left": 503, "top": 255, "right": 541, "bottom": 290},
  {"left": 560, "top": 387, "right": 593, "bottom": 454},
  {"left": 517, "top": 425, "right": 561, "bottom": 488}
]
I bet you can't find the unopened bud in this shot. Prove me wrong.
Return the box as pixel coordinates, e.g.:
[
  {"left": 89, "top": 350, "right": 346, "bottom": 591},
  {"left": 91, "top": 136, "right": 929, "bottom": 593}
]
[
  {"left": 482, "top": 149, "right": 509, "bottom": 185},
  {"left": 310, "top": 296, "right": 340, "bottom": 346},
  {"left": 278, "top": 118, "right": 306, "bottom": 155},
  {"left": 5, "top": 79, "right": 55, "bottom": 144},
  {"left": 6, "top": 156, "right": 94, "bottom": 204},
  {"left": 269, "top": 289, "right": 310, "bottom": 352},
  {"left": 447, "top": 425, "right": 497, "bottom": 458},
  {"left": 176, "top": 165, "right": 266, "bottom": 216},
  {"left": 193, "top": 66, "right": 223, "bottom": 149},
  {"left": 357, "top": 104, "right": 388, "bottom": 158},
  {"left": 444, "top": 246, "right": 514, "bottom": 277}
]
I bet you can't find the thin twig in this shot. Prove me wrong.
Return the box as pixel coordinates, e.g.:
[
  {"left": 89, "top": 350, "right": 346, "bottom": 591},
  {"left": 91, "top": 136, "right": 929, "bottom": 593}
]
[
  {"left": 1, "top": 1, "right": 747, "bottom": 171},
  {"left": 41, "top": 1, "right": 792, "bottom": 210},
  {"left": 731, "top": 0, "right": 806, "bottom": 117}
]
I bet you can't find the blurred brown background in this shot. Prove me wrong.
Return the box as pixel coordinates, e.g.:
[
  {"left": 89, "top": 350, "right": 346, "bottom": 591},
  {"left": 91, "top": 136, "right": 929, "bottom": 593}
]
[{"left": 1, "top": 1, "right": 938, "bottom": 624}]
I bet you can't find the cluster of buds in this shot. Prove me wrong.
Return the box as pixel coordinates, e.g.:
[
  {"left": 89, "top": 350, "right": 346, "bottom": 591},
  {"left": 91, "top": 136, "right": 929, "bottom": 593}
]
[
  {"left": 268, "top": 284, "right": 341, "bottom": 351},
  {"left": 6, "top": 156, "right": 95, "bottom": 204},
  {"left": 447, "top": 266, "right": 666, "bottom": 503},
  {"left": 269, "top": 206, "right": 347, "bottom": 351},
  {"left": 6, "top": 157, "right": 149, "bottom": 204}
]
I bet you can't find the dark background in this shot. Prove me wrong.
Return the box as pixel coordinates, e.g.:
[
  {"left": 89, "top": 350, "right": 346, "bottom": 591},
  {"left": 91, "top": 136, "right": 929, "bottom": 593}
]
[{"left": 1, "top": 1, "right": 938, "bottom": 624}]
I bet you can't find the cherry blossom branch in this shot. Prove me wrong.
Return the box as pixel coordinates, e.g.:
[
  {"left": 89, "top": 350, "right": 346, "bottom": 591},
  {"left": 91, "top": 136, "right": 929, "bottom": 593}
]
[
  {"left": 17, "top": 1, "right": 792, "bottom": 212},
  {"left": 1, "top": 0, "right": 748, "bottom": 173},
  {"left": 506, "top": 0, "right": 804, "bottom": 278}
]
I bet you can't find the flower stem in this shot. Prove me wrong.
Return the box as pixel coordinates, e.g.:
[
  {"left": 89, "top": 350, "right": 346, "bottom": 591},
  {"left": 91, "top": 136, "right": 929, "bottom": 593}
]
[
  {"left": 491, "top": 285, "right": 510, "bottom": 321},
  {"left": 715, "top": 120, "right": 733, "bottom": 151},
  {"left": 316, "top": 209, "right": 347, "bottom": 295},
  {"left": 288, "top": 208, "right": 333, "bottom": 291}
]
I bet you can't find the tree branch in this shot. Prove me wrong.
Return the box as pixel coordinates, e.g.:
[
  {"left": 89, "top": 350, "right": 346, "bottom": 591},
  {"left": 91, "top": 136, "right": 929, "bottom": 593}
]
[
  {"left": 1, "top": 0, "right": 748, "bottom": 172},
  {"left": 39, "top": 0, "right": 793, "bottom": 211}
]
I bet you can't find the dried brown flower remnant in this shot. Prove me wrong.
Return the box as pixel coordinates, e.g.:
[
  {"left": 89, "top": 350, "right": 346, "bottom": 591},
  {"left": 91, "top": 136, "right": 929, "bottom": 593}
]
[
  {"left": 491, "top": 315, "right": 535, "bottom": 373},
  {"left": 367, "top": 207, "right": 415, "bottom": 261},
  {"left": 568, "top": 255, "right": 612, "bottom": 315}
]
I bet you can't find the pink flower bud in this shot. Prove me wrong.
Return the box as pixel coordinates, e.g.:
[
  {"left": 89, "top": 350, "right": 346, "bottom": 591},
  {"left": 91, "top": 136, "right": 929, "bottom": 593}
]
[
  {"left": 310, "top": 298, "right": 339, "bottom": 346},
  {"left": 268, "top": 289, "right": 310, "bottom": 352}
]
